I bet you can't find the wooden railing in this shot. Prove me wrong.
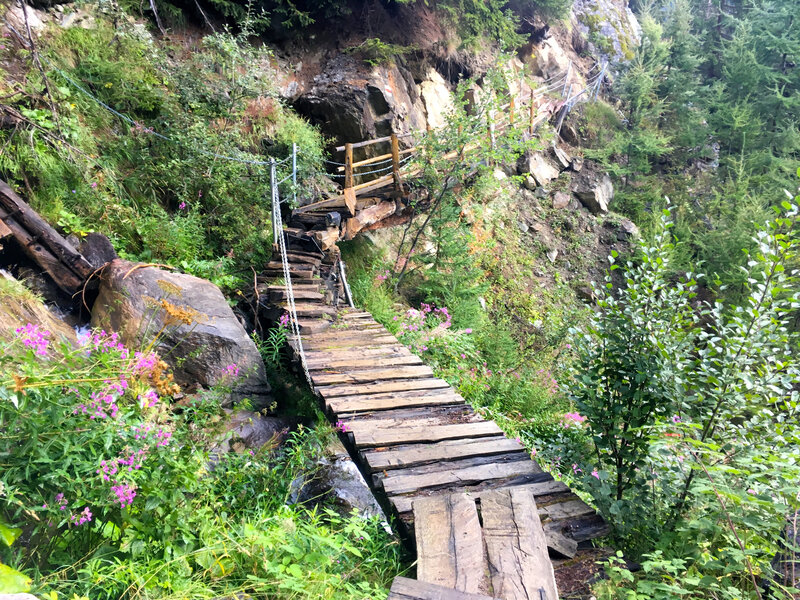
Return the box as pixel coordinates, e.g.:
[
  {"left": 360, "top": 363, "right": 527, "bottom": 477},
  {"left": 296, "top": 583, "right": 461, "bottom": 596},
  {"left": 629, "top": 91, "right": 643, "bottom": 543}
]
[{"left": 295, "top": 61, "right": 606, "bottom": 216}]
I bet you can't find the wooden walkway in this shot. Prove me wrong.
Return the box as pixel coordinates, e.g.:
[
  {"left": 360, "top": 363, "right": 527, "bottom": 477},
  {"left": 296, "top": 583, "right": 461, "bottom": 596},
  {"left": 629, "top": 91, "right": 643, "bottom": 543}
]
[{"left": 259, "top": 230, "right": 610, "bottom": 599}]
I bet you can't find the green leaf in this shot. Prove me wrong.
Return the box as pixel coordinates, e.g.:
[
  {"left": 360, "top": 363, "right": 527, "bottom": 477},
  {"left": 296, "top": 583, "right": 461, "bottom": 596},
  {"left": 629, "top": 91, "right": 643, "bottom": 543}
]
[
  {"left": 0, "top": 518, "right": 22, "bottom": 547},
  {"left": 0, "top": 563, "right": 31, "bottom": 593}
]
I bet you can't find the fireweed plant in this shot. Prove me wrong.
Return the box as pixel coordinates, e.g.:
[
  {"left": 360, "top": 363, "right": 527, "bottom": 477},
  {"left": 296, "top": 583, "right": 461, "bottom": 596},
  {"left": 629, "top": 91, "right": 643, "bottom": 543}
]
[{"left": 0, "top": 304, "right": 402, "bottom": 596}]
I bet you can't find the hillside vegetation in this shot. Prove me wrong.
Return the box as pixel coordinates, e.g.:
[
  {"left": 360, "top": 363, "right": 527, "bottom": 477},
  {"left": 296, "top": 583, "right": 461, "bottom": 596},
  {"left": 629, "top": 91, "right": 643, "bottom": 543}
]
[{"left": 0, "top": 0, "right": 798, "bottom": 599}]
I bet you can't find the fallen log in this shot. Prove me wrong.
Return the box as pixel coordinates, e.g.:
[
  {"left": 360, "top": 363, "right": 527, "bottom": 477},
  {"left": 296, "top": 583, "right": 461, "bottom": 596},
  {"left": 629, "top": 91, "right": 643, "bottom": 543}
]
[
  {"left": 0, "top": 179, "right": 93, "bottom": 281},
  {"left": 0, "top": 205, "right": 85, "bottom": 294}
]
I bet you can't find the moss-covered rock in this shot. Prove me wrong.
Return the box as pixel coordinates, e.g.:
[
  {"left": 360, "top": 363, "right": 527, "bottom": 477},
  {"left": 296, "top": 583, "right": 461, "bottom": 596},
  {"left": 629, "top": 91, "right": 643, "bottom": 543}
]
[{"left": 572, "top": 0, "right": 641, "bottom": 64}]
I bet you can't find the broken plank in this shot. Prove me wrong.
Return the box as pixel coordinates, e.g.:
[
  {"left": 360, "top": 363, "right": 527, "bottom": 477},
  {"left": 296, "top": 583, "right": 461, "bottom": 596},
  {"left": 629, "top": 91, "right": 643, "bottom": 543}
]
[
  {"left": 311, "top": 365, "right": 434, "bottom": 386},
  {"left": 329, "top": 388, "right": 464, "bottom": 414},
  {"left": 318, "top": 377, "right": 451, "bottom": 398},
  {"left": 414, "top": 494, "right": 489, "bottom": 594},
  {"left": 381, "top": 455, "right": 539, "bottom": 496},
  {"left": 362, "top": 436, "right": 524, "bottom": 472},
  {"left": 390, "top": 478, "right": 567, "bottom": 516},
  {"left": 349, "top": 420, "right": 502, "bottom": 448},
  {"left": 481, "top": 488, "right": 558, "bottom": 600},
  {"left": 388, "top": 576, "right": 500, "bottom": 600}
]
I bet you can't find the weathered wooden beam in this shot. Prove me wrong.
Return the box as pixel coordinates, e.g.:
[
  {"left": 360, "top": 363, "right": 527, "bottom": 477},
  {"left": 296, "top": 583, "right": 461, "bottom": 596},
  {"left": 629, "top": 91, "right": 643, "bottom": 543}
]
[
  {"left": 0, "top": 179, "right": 93, "bottom": 280},
  {"left": 0, "top": 205, "right": 84, "bottom": 294}
]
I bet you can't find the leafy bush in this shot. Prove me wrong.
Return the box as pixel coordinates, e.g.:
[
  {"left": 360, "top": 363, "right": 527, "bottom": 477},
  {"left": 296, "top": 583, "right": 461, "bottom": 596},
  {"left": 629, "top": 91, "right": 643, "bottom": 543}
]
[{"left": 564, "top": 203, "right": 800, "bottom": 598}]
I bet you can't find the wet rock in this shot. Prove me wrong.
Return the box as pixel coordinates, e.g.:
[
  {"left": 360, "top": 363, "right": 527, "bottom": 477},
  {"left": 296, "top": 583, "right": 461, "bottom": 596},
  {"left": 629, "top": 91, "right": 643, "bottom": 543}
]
[
  {"left": 78, "top": 232, "right": 118, "bottom": 270},
  {"left": 214, "top": 410, "right": 295, "bottom": 454},
  {"left": 572, "top": 170, "right": 613, "bottom": 214},
  {"left": 553, "top": 191, "right": 571, "bottom": 210},
  {"left": 290, "top": 437, "right": 386, "bottom": 520},
  {"left": 0, "top": 270, "right": 76, "bottom": 344},
  {"left": 518, "top": 151, "right": 560, "bottom": 186},
  {"left": 91, "top": 259, "right": 271, "bottom": 406}
]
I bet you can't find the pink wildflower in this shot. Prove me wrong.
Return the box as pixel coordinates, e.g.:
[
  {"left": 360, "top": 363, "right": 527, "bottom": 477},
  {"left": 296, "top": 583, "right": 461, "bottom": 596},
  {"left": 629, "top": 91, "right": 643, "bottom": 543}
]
[
  {"left": 563, "top": 412, "right": 587, "bottom": 428},
  {"left": 224, "top": 363, "right": 240, "bottom": 378},
  {"left": 16, "top": 323, "right": 51, "bottom": 356},
  {"left": 179, "top": 201, "right": 187, "bottom": 210},
  {"left": 335, "top": 420, "right": 350, "bottom": 433},
  {"left": 279, "top": 312, "right": 291, "bottom": 328},
  {"left": 111, "top": 483, "right": 137, "bottom": 507},
  {"left": 591, "top": 470, "right": 600, "bottom": 480}
]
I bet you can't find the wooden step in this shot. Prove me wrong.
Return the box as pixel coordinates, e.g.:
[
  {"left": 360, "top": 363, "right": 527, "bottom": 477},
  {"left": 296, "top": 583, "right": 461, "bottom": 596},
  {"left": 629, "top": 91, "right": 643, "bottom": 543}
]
[
  {"left": 282, "top": 302, "right": 338, "bottom": 317},
  {"left": 311, "top": 364, "right": 435, "bottom": 386},
  {"left": 362, "top": 436, "right": 524, "bottom": 472},
  {"left": 413, "top": 489, "right": 559, "bottom": 600},
  {"left": 306, "top": 353, "right": 421, "bottom": 371},
  {"left": 388, "top": 576, "right": 500, "bottom": 600},
  {"left": 318, "top": 377, "right": 452, "bottom": 399},
  {"left": 347, "top": 419, "right": 503, "bottom": 448},
  {"left": 262, "top": 270, "right": 319, "bottom": 281},
  {"left": 266, "top": 288, "right": 325, "bottom": 302}
]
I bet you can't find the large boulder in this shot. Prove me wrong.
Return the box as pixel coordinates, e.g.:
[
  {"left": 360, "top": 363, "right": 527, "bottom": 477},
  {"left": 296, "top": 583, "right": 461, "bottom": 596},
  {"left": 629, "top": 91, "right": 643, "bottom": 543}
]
[
  {"left": 419, "top": 68, "right": 454, "bottom": 129},
  {"left": 518, "top": 151, "right": 561, "bottom": 186},
  {"left": 91, "top": 259, "right": 271, "bottom": 406},
  {"left": 572, "top": 170, "right": 614, "bottom": 214},
  {"left": 572, "top": 0, "right": 642, "bottom": 64},
  {"left": 290, "top": 437, "right": 387, "bottom": 521}
]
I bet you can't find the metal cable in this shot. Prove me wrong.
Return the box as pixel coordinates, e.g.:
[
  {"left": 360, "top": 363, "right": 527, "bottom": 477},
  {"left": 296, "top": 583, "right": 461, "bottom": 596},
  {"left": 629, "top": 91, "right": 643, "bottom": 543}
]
[
  {"left": 46, "top": 58, "right": 286, "bottom": 168},
  {"left": 270, "top": 162, "right": 312, "bottom": 387}
]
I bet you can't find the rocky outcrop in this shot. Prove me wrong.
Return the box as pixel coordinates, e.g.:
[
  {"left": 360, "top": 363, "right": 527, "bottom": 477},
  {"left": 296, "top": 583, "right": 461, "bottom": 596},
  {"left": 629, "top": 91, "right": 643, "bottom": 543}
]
[
  {"left": 91, "top": 259, "right": 271, "bottom": 406},
  {"left": 214, "top": 410, "right": 295, "bottom": 454},
  {"left": 290, "top": 437, "right": 387, "bottom": 520},
  {"left": 572, "top": 169, "right": 614, "bottom": 214},
  {"left": 572, "top": 0, "right": 641, "bottom": 64},
  {"left": 518, "top": 151, "right": 561, "bottom": 186}
]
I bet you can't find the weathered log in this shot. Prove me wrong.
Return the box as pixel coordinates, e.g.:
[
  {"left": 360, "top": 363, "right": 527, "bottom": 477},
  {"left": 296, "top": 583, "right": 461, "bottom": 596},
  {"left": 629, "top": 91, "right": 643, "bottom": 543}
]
[
  {"left": 0, "top": 179, "right": 93, "bottom": 280},
  {"left": 0, "top": 206, "right": 84, "bottom": 294},
  {"left": 344, "top": 200, "right": 396, "bottom": 240}
]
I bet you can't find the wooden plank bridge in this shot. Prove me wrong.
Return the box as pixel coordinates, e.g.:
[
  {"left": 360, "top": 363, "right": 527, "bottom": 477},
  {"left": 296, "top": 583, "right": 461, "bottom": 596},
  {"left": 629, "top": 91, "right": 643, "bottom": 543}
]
[
  {"left": 259, "top": 61, "right": 612, "bottom": 599},
  {"left": 258, "top": 228, "right": 610, "bottom": 600}
]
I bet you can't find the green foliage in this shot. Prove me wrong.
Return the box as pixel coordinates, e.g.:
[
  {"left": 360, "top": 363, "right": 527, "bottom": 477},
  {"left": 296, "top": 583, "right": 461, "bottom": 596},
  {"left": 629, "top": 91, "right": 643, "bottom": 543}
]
[
  {"left": 0, "top": 316, "right": 404, "bottom": 598},
  {"left": 344, "top": 38, "right": 418, "bottom": 67},
  {"left": 565, "top": 202, "right": 800, "bottom": 598},
  {"left": 0, "top": 8, "right": 322, "bottom": 282}
]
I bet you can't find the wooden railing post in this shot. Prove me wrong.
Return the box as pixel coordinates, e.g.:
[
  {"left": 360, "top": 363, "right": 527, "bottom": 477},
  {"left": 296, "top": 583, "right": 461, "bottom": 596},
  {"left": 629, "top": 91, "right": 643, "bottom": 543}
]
[
  {"left": 509, "top": 95, "right": 515, "bottom": 127},
  {"left": 391, "top": 133, "right": 401, "bottom": 193},
  {"left": 529, "top": 99, "right": 535, "bottom": 135},
  {"left": 344, "top": 143, "right": 354, "bottom": 190}
]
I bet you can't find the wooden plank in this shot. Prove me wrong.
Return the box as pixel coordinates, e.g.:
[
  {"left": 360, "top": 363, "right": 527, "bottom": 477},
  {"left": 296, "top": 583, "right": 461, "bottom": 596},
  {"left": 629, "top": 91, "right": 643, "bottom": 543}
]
[
  {"left": 311, "top": 364, "right": 434, "bottom": 386},
  {"left": 318, "top": 377, "right": 451, "bottom": 398},
  {"left": 301, "top": 335, "right": 398, "bottom": 350},
  {"left": 0, "top": 179, "right": 93, "bottom": 279},
  {"left": 363, "top": 436, "right": 524, "bottom": 472},
  {"left": 332, "top": 390, "right": 464, "bottom": 415},
  {"left": 349, "top": 420, "right": 503, "bottom": 448},
  {"left": 388, "top": 576, "right": 499, "bottom": 600},
  {"left": 348, "top": 404, "right": 474, "bottom": 426},
  {"left": 539, "top": 499, "right": 596, "bottom": 522},
  {"left": 381, "top": 456, "right": 539, "bottom": 496},
  {"left": 481, "top": 488, "right": 558, "bottom": 600},
  {"left": 0, "top": 206, "right": 84, "bottom": 294},
  {"left": 307, "top": 353, "right": 422, "bottom": 371},
  {"left": 391, "top": 479, "right": 568, "bottom": 516},
  {"left": 303, "top": 345, "right": 412, "bottom": 361},
  {"left": 414, "top": 494, "right": 489, "bottom": 593},
  {"left": 0, "top": 218, "right": 12, "bottom": 239}
]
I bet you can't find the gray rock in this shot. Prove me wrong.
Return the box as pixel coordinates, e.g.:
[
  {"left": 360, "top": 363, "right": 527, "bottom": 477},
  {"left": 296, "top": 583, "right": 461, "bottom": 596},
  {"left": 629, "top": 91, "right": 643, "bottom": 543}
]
[
  {"left": 573, "top": 0, "right": 642, "bottom": 64},
  {"left": 546, "top": 248, "right": 559, "bottom": 263},
  {"left": 552, "top": 145, "right": 572, "bottom": 169},
  {"left": 560, "top": 123, "right": 580, "bottom": 146},
  {"left": 518, "top": 151, "right": 560, "bottom": 186},
  {"left": 523, "top": 175, "right": 538, "bottom": 191},
  {"left": 214, "top": 410, "right": 294, "bottom": 454},
  {"left": 79, "top": 232, "right": 118, "bottom": 270},
  {"left": 534, "top": 187, "right": 549, "bottom": 199},
  {"left": 573, "top": 171, "right": 614, "bottom": 214},
  {"left": 290, "top": 438, "right": 387, "bottom": 520},
  {"left": 91, "top": 259, "right": 271, "bottom": 406},
  {"left": 517, "top": 220, "right": 530, "bottom": 234},
  {"left": 618, "top": 218, "right": 639, "bottom": 239},
  {"left": 571, "top": 156, "right": 584, "bottom": 172},
  {"left": 553, "top": 191, "right": 571, "bottom": 210}
]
